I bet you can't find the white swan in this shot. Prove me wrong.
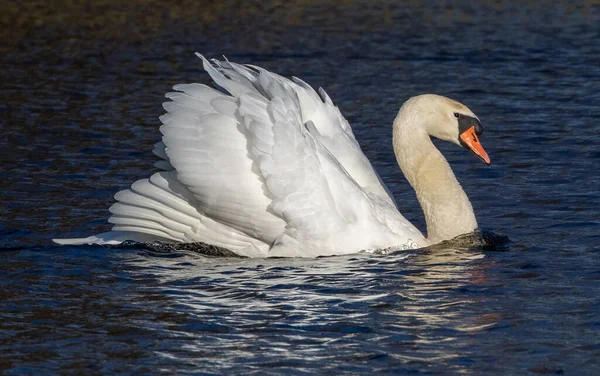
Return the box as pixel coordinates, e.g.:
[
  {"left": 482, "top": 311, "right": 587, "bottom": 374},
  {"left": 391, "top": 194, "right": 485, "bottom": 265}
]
[{"left": 54, "top": 54, "right": 490, "bottom": 257}]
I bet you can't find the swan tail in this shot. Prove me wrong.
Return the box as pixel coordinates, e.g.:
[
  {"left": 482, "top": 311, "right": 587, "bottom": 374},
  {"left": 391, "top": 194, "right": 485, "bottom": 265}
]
[{"left": 52, "top": 231, "right": 162, "bottom": 245}]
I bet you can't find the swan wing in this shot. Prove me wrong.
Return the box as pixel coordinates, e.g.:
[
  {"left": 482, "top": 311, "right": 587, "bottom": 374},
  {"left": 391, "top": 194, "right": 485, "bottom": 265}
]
[
  {"left": 212, "top": 57, "right": 398, "bottom": 208},
  {"left": 157, "top": 83, "right": 286, "bottom": 244},
  {"left": 199, "top": 56, "right": 420, "bottom": 255}
]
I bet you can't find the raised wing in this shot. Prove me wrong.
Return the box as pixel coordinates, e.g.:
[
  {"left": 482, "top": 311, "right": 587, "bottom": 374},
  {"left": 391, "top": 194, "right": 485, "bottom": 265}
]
[
  {"left": 156, "top": 82, "right": 286, "bottom": 243},
  {"left": 196, "top": 55, "right": 420, "bottom": 255},
  {"left": 210, "top": 57, "right": 397, "bottom": 208}
]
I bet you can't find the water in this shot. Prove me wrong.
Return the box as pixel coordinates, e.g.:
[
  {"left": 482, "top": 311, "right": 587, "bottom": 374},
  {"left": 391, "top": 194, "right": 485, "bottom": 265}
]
[{"left": 1, "top": 1, "right": 599, "bottom": 374}]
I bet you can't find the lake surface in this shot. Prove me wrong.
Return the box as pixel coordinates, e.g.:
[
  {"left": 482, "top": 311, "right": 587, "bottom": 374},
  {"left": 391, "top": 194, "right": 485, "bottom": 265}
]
[{"left": 1, "top": 1, "right": 599, "bottom": 374}]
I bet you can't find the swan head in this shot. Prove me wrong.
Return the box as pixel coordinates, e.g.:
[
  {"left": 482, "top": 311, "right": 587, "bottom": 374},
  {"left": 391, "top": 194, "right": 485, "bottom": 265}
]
[{"left": 399, "top": 94, "right": 491, "bottom": 165}]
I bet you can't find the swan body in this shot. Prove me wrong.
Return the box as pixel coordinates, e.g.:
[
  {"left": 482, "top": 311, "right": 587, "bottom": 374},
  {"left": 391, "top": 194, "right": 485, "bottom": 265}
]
[{"left": 54, "top": 55, "right": 490, "bottom": 257}]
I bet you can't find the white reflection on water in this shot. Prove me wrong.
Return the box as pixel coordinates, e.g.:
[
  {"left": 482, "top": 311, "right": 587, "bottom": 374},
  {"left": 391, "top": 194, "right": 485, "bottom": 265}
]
[{"left": 113, "top": 244, "right": 497, "bottom": 371}]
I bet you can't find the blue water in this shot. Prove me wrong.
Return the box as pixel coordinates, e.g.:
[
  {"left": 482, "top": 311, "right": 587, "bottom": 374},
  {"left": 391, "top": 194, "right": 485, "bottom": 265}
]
[{"left": 1, "top": 1, "right": 599, "bottom": 374}]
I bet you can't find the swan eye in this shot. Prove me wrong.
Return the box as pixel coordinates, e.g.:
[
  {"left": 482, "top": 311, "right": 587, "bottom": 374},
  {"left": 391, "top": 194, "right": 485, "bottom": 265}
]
[{"left": 454, "top": 112, "right": 460, "bottom": 119}]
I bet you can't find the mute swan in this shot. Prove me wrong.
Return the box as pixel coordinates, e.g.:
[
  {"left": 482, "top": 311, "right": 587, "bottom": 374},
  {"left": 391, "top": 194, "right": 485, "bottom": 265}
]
[{"left": 54, "top": 54, "right": 490, "bottom": 257}]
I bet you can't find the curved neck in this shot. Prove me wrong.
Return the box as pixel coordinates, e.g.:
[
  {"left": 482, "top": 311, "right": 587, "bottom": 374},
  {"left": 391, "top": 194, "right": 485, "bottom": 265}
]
[{"left": 392, "top": 113, "right": 477, "bottom": 245}]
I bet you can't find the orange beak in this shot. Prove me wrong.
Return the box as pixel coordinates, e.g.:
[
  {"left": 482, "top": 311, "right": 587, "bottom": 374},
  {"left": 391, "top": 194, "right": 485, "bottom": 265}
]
[{"left": 460, "top": 126, "right": 491, "bottom": 165}]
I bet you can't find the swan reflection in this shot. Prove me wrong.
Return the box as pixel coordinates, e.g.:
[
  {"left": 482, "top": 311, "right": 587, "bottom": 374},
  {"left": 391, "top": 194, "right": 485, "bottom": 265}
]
[{"left": 114, "top": 238, "right": 501, "bottom": 369}]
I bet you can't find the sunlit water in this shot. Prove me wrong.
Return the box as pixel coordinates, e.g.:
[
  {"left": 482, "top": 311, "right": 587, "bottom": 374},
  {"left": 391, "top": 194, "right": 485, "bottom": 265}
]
[{"left": 1, "top": 1, "right": 599, "bottom": 374}]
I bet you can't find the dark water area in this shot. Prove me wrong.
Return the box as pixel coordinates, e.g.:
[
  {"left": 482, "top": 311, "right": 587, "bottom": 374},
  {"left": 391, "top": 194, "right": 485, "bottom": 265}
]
[{"left": 1, "top": 1, "right": 599, "bottom": 374}]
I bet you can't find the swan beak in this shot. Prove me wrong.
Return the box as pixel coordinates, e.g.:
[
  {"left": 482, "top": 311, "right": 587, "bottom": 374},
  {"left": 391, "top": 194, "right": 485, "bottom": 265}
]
[{"left": 460, "top": 126, "right": 491, "bottom": 165}]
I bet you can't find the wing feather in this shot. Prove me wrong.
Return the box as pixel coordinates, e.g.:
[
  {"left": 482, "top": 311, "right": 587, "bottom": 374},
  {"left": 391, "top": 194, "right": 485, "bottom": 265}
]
[
  {"left": 210, "top": 56, "right": 396, "bottom": 207},
  {"left": 160, "top": 75, "right": 285, "bottom": 242}
]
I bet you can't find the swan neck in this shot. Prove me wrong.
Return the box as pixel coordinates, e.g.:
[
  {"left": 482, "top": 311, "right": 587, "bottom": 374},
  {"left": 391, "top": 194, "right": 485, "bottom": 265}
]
[{"left": 392, "top": 113, "right": 477, "bottom": 244}]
